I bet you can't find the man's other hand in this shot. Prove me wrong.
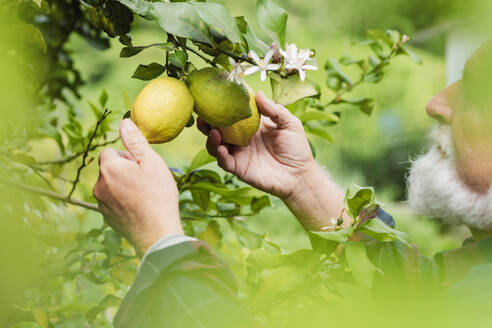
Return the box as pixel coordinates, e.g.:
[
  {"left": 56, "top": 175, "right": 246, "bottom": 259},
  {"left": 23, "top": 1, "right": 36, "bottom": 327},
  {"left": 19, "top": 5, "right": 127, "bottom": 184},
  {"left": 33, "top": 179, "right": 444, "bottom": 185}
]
[
  {"left": 197, "top": 91, "right": 317, "bottom": 200},
  {"left": 198, "top": 92, "right": 349, "bottom": 230},
  {"left": 93, "top": 119, "right": 183, "bottom": 257}
]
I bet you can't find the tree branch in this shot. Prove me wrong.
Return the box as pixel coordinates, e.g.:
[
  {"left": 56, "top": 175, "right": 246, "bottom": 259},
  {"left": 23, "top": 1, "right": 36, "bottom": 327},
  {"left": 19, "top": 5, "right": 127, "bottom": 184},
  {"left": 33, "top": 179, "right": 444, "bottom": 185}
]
[
  {"left": 185, "top": 45, "right": 218, "bottom": 67},
  {"left": 0, "top": 178, "right": 100, "bottom": 212},
  {"left": 214, "top": 47, "right": 255, "bottom": 65},
  {"left": 36, "top": 137, "right": 119, "bottom": 165},
  {"left": 68, "top": 109, "right": 111, "bottom": 198}
]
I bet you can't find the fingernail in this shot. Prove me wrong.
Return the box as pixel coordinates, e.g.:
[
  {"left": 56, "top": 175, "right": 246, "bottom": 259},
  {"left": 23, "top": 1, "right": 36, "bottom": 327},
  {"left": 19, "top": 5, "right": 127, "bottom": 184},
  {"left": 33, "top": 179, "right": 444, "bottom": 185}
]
[{"left": 121, "top": 119, "right": 137, "bottom": 133}]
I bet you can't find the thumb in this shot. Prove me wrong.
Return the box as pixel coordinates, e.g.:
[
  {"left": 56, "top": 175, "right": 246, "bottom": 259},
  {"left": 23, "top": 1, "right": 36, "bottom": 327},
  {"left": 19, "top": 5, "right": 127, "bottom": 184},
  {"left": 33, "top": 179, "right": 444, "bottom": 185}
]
[
  {"left": 119, "top": 119, "right": 152, "bottom": 164},
  {"left": 256, "top": 91, "right": 295, "bottom": 128}
]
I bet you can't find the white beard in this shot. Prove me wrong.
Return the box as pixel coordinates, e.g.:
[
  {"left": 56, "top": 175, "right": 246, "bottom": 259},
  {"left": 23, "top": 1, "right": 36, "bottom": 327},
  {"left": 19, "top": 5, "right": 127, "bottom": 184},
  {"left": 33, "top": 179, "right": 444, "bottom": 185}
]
[{"left": 407, "top": 124, "right": 492, "bottom": 231}]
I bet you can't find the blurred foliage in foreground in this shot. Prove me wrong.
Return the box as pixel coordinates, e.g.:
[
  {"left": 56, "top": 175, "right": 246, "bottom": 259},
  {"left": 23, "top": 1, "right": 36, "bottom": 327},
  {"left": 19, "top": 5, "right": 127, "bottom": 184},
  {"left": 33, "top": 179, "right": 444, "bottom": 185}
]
[{"left": 1, "top": 0, "right": 489, "bottom": 327}]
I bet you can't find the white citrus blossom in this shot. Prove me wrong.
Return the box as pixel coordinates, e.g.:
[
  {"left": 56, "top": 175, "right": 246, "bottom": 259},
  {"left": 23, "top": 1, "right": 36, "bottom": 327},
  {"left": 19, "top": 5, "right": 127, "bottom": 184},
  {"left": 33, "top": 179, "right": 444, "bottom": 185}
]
[
  {"left": 280, "top": 43, "right": 318, "bottom": 81},
  {"left": 244, "top": 49, "right": 281, "bottom": 82},
  {"left": 227, "top": 57, "right": 246, "bottom": 84},
  {"left": 280, "top": 43, "right": 299, "bottom": 67}
]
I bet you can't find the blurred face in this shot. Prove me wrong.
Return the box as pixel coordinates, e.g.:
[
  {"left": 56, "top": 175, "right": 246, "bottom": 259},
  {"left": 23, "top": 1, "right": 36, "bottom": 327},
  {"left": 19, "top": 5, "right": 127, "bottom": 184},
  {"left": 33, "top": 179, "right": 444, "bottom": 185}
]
[{"left": 407, "top": 48, "right": 492, "bottom": 233}]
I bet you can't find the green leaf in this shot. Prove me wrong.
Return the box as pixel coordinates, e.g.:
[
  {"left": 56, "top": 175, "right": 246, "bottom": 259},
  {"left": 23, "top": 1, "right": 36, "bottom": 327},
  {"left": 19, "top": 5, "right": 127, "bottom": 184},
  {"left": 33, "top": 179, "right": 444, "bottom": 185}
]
[
  {"left": 344, "top": 241, "right": 381, "bottom": 288},
  {"left": 12, "top": 153, "right": 37, "bottom": 165},
  {"left": 357, "top": 219, "right": 410, "bottom": 246},
  {"left": 117, "top": 0, "right": 151, "bottom": 17},
  {"left": 324, "top": 58, "right": 353, "bottom": 90},
  {"left": 251, "top": 195, "right": 271, "bottom": 213},
  {"left": 364, "top": 71, "right": 383, "bottom": 83},
  {"left": 247, "top": 248, "right": 312, "bottom": 269},
  {"left": 235, "top": 16, "right": 269, "bottom": 55},
  {"left": 152, "top": 2, "right": 212, "bottom": 45},
  {"left": 339, "top": 55, "right": 365, "bottom": 67},
  {"left": 232, "top": 221, "right": 262, "bottom": 249},
  {"left": 119, "top": 34, "right": 133, "bottom": 46},
  {"left": 99, "top": 89, "right": 108, "bottom": 108},
  {"left": 216, "top": 202, "right": 240, "bottom": 216},
  {"left": 120, "top": 43, "right": 174, "bottom": 58},
  {"left": 169, "top": 50, "right": 188, "bottom": 69},
  {"left": 400, "top": 44, "right": 423, "bottom": 65},
  {"left": 260, "top": 266, "right": 308, "bottom": 293},
  {"left": 306, "top": 126, "right": 334, "bottom": 143},
  {"left": 189, "top": 169, "right": 222, "bottom": 184},
  {"left": 342, "top": 97, "right": 375, "bottom": 116},
  {"left": 119, "top": 0, "right": 212, "bottom": 44},
  {"left": 192, "top": 2, "right": 243, "bottom": 44},
  {"left": 197, "top": 220, "right": 222, "bottom": 247},
  {"left": 103, "top": 229, "right": 122, "bottom": 254},
  {"left": 246, "top": 248, "right": 284, "bottom": 268},
  {"left": 298, "top": 110, "right": 339, "bottom": 123},
  {"left": 186, "top": 115, "right": 195, "bottom": 127},
  {"left": 311, "top": 228, "right": 353, "bottom": 243},
  {"left": 344, "top": 184, "right": 374, "bottom": 219},
  {"left": 309, "top": 227, "right": 353, "bottom": 254},
  {"left": 191, "top": 189, "right": 210, "bottom": 210},
  {"left": 256, "top": 0, "right": 288, "bottom": 46},
  {"left": 131, "top": 62, "right": 165, "bottom": 80},
  {"left": 86, "top": 295, "right": 122, "bottom": 324},
  {"left": 367, "top": 29, "right": 398, "bottom": 47},
  {"left": 270, "top": 74, "right": 319, "bottom": 106},
  {"left": 188, "top": 148, "right": 215, "bottom": 172},
  {"left": 189, "top": 183, "right": 263, "bottom": 205}
]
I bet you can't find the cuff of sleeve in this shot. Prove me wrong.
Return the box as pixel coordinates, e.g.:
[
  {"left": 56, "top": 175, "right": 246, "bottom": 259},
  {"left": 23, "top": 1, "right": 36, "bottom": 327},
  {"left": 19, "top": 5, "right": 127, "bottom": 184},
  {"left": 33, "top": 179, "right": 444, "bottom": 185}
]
[{"left": 140, "top": 234, "right": 198, "bottom": 268}]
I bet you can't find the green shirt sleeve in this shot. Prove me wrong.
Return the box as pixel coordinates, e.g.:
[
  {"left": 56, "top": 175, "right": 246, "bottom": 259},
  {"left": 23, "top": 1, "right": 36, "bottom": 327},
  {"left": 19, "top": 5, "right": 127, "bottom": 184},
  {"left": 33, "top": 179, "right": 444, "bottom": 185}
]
[{"left": 114, "top": 240, "right": 254, "bottom": 328}]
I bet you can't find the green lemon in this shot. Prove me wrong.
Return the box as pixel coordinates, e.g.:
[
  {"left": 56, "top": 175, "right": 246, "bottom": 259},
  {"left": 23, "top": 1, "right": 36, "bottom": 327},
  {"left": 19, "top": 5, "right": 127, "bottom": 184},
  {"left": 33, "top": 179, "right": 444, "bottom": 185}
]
[
  {"left": 219, "top": 85, "right": 260, "bottom": 146},
  {"left": 186, "top": 67, "right": 252, "bottom": 127},
  {"left": 131, "top": 77, "right": 194, "bottom": 144}
]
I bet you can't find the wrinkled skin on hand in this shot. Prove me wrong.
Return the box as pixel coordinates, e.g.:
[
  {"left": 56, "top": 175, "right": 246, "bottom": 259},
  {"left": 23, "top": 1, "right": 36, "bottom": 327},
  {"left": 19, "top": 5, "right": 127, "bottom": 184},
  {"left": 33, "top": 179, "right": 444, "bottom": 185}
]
[
  {"left": 197, "top": 91, "right": 317, "bottom": 200},
  {"left": 93, "top": 119, "right": 183, "bottom": 257},
  {"left": 198, "top": 92, "right": 349, "bottom": 230}
]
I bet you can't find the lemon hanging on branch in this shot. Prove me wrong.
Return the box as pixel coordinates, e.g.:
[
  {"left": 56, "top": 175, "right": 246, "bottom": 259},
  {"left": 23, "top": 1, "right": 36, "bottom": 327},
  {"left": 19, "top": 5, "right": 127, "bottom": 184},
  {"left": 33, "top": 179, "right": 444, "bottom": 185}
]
[
  {"left": 219, "top": 84, "right": 260, "bottom": 146},
  {"left": 131, "top": 77, "right": 194, "bottom": 144},
  {"left": 186, "top": 67, "right": 252, "bottom": 127},
  {"left": 186, "top": 67, "right": 260, "bottom": 146}
]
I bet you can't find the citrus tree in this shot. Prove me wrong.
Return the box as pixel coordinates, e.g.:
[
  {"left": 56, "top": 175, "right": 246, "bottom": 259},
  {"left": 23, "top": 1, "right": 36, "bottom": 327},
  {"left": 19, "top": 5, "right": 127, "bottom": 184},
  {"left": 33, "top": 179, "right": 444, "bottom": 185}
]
[{"left": 1, "top": 0, "right": 421, "bottom": 327}]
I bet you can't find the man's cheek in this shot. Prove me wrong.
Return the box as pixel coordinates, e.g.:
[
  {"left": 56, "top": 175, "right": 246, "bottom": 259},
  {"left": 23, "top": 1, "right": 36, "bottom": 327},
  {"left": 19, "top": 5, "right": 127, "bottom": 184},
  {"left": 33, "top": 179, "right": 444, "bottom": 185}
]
[{"left": 454, "top": 142, "right": 492, "bottom": 194}]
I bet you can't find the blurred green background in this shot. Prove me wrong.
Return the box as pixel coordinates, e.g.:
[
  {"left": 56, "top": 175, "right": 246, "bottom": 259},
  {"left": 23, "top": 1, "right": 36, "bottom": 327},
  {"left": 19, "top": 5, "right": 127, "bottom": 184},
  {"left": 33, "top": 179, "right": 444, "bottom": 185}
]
[
  {"left": 4, "top": 0, "right": 489, "bottom": 325},
  {"left": 51, "top": 0, "right": 473, "bottom": 256}
]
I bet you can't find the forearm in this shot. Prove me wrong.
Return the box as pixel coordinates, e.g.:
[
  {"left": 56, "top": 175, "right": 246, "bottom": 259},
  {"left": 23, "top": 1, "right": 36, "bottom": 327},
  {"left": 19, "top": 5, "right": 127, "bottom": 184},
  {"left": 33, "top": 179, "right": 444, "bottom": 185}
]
[{"left": 283, "top": 164, "right": 350, "bottom": 231}]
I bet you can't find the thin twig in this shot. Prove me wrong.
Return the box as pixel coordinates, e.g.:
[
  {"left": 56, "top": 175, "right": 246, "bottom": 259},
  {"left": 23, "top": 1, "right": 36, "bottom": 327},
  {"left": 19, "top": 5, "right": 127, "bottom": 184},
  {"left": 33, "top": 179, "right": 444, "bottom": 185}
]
[
  {"left": 68, "top": 109, "right": 111, "bottom": 198},
  {"left": 36, "top": 137, "right": 119, "bottom": 165},
  {"left": 185, "top": 45, "right": 218, "bottom": 67},
  {"left": 0, "top": 154, "right": 59, "bottom": 188},
  {"left": 105, "top": 255, "right": 138, "bottom": 269},
  {"left": 31, "top": 168, "right": 55, "bottom": 191},
  {"left": 0, "top": 178, "right": 100, "bottom": 212},
  {"left": 214, "top": 47, "right": 255, "bottom": 65}
]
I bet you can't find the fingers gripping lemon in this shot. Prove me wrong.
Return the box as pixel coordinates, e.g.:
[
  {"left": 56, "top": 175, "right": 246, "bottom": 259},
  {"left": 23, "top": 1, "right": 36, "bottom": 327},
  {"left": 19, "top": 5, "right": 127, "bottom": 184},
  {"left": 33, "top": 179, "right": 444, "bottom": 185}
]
[
  {"left": 131, "top": 77, "right": 194, "bottom": 144},
  {"left": 219, "top": 85, "right": 260, "bottom": 146}
]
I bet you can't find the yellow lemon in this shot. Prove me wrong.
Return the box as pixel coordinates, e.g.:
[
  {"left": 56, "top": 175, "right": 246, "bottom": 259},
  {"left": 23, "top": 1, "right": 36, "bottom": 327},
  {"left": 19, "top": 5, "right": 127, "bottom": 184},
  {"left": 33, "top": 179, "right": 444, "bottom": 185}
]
[
  {"left": 131, "top": 77, "right": 194, "bottom": 144},
  {"left": 219, "top": 85, "right": 260, "bottom": 146},
  {"left": 186, "top": 67, "right": 252, "bottom": 127}
]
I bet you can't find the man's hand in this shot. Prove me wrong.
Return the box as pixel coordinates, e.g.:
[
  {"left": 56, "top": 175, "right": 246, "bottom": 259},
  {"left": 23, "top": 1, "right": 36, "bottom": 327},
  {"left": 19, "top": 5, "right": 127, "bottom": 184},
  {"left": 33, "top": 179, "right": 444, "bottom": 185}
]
[
  {"left": 199, "top": 92, "right": 349, "bottom": 230},
  {"left": 198, "top": 91, "right": 316, "bottom": 200},
  {"left": 93, "top": 119, "right": 183, "bottom": 257}
]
